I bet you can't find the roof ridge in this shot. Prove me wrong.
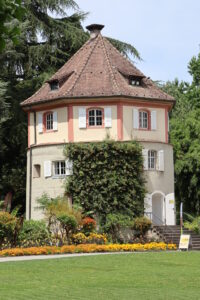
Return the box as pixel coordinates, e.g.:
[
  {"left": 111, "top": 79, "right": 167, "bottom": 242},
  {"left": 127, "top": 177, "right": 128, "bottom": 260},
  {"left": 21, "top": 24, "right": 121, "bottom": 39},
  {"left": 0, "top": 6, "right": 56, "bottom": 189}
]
[
  {"left": 101, "top": 35, "right": 121, "bottom": 95},
  {"left": 65, "top": 35, "right": 101, "bottom": 96},
  {"left": 103, "top": 37, "right": 145, "bottom": 77}
]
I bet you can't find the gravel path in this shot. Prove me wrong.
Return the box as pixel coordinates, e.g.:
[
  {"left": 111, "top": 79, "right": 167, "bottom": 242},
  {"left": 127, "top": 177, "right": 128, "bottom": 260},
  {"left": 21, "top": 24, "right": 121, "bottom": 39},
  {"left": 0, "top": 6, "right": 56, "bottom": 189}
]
[
  {"left": 0, "top": 250, "right": 180, "bottom": 263},
  {"left": 0, "top": 252, "right": 134, "bottom": 263}
]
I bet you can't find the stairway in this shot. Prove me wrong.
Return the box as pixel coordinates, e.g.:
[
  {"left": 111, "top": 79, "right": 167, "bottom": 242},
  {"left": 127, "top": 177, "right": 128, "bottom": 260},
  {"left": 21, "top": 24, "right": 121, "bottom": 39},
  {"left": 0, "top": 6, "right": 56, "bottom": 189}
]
[{"left": 152, "top": 225, "right": 200, "bottom": 250}]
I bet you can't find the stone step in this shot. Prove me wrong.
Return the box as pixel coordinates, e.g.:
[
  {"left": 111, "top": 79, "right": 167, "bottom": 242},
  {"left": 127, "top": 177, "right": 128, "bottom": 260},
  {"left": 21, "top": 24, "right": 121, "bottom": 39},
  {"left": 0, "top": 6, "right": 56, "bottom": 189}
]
[
  {"left": 152, "top": 225, "right": 200, "bottom": 250},
  {"left": 191, "top": 242, "right": 200, "bottom": 246}
]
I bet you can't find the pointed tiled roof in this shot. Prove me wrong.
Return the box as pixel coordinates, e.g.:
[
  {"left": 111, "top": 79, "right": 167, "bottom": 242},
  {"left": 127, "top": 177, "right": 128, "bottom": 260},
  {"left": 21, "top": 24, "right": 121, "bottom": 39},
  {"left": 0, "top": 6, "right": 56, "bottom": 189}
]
[{"left": 21, "top": 25, "right": 175, "bottom": 107}]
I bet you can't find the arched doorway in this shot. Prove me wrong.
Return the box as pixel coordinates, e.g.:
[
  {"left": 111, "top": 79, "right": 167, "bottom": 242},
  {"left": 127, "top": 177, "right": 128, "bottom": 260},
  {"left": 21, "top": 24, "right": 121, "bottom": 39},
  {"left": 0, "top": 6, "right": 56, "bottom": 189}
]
[{"left": 151, "top": 191, "right": 165, "bottom": 225}]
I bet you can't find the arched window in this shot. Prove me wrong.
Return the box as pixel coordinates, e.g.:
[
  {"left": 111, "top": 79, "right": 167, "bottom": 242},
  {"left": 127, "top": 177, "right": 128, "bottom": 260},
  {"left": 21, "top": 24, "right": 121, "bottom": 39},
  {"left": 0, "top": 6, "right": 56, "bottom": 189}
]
[
  {"left": 139, "top": 110, "right": 149, "bottom": 129},
  {"left": 148, "top": 150, "right": 157, "bottom": 170},
  {"left": 88, "top": 108, "right": 103, "bottom": 127}
]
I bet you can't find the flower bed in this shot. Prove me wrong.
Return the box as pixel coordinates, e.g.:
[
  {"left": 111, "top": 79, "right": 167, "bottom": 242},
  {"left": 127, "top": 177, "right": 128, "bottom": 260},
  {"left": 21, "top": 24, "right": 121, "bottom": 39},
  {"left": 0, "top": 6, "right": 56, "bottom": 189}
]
[{"left": 0, "top": 242, "right": 176, "bottom": 257}]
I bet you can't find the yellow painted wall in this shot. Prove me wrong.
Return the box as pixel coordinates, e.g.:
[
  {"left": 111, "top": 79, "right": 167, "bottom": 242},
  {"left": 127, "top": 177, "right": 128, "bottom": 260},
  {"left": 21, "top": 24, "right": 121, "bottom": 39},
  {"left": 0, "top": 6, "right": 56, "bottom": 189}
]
[
  {"left": 29, "top": 113, "right": 35, "bottom": 145},
  {"left": 29, "top": 107, "right": 68, "bottom": 145},
  {"left": 73, "top": 105, "right": 118, "bottom": 142},
  {"left": 29, "top": 104, "right": 166, "bottom": 145},
  {"left": 123, "top": 106, "right": 166, "bottom": 143}
]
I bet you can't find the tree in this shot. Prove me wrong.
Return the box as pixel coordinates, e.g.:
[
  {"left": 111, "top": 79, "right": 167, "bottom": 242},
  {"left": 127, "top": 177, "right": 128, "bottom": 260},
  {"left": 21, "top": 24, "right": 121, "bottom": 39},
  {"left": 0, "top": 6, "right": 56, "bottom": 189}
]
[
  {"left": 0, "top": 0, "right": 24, "bottom": 51},
  {"left": 0, "top": 81, "right": 9, "bottom": 144},
  {"left": 0, "top": 0, "right": 141, "bottom": 214},
  {"left": 162, "top": 53, "right": 200, "bottom": 215}
]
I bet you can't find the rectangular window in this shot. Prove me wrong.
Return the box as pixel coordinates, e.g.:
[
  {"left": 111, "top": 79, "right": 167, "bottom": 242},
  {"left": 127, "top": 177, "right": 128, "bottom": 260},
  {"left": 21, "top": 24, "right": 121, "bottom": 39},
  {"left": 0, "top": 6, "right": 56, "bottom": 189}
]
[
  {"left": 53, "top": 161, "right": 67, "bottom": 176},
  {"left": 33, "top": 164, "right": 41, "bottom": 178},
  {"left": 148, "top": 150, "right": 156, "bottom": 170},
  {"left": 50, "top": 81, "right": 59, "bottom": 91},
  {"left": 89, "top": 110, "right": 95, "bottom": 126},
  {"left": 46, "top": 113, "right": 53, "bottom": 130},
  {"left": 139, "top": 111, "right": 148, "bottom": 129},
  {"left": 88, "top": 109, "right": 103, "bottom": 126}
]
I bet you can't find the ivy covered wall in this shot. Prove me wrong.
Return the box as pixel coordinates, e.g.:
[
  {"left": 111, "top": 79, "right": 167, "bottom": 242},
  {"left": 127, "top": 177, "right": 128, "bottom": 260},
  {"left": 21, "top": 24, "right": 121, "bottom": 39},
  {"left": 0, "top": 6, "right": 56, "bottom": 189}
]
[{"left": 64, "top": 141, "right": 146, "bottom": 222}]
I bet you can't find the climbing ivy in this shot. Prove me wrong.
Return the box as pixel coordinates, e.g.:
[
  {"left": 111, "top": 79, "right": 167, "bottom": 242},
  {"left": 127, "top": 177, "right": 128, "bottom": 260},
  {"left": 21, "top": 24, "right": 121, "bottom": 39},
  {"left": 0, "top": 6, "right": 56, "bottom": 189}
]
[{"left": 64, "top": 141, "right": 146, "bottom": 222}]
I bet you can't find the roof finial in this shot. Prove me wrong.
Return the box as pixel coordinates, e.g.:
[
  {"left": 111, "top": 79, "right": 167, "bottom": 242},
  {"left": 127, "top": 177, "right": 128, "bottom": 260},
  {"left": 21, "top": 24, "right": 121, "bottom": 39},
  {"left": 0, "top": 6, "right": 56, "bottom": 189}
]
[{"left": 86, "top": 24, "right": 104, "bottom": 39}]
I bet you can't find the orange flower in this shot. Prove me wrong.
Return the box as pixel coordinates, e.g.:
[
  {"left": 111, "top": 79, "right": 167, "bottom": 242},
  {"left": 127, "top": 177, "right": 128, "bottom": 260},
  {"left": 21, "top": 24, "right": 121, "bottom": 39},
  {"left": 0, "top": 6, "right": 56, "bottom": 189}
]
[{"left": 0, "top": 242, "right": 176, "bottom": 257}]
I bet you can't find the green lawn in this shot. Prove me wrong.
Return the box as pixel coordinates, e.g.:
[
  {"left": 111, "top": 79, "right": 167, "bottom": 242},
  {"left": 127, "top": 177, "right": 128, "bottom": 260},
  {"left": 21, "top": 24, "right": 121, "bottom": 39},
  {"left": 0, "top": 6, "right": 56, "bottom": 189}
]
[{"left": 1, "top": 252, "right": 200, "bottom": 300}]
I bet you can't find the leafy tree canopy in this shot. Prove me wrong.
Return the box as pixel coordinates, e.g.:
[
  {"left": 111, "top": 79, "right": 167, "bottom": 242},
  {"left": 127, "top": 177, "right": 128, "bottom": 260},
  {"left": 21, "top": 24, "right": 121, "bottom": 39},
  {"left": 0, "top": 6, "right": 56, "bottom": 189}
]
[{"left": 162, "top": 52, "right": 200, "bottom": 215}]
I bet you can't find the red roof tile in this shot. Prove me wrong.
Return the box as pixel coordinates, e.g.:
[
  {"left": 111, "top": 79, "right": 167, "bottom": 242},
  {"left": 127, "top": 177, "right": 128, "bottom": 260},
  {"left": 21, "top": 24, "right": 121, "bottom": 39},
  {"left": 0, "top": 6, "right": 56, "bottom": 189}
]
[{"left": 21, "top": 28, "right": 175, "bottom": 107}]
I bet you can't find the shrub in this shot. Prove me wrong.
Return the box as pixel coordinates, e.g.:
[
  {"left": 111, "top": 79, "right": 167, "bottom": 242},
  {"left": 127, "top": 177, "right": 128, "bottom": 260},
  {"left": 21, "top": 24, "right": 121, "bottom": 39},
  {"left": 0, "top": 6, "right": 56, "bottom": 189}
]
[
  {"left": 82, "top": 217, "right": 96, "bottom": 235},
  {"left": 72, "top": 232, "right": 107, "bottom": 245},
  {"left": 0, "top": 212, "right": 20, "bottom": 248},
  {"left": 87, "top": 233, "right": 107, "bottom": 244},
  {"left": 132, "top": 216, "right": 152, "bottom": 236},
  {"left": 184, "top": 215, "right": 200, "bottom": 234},
  {"left": 103, "top": 213, "right": 133, "bottom": 243},
  {"left": 37, "top": 194, "right": 83, "bottom": 244},
  {"left": 72, "top": 233, "right": 87, "bottom": 245},
  {"left": 18, "top": 220, "right": 50, "bottom": 247},
  {"left": 57, "top": 213, "right": 78, "bottom": 244}
]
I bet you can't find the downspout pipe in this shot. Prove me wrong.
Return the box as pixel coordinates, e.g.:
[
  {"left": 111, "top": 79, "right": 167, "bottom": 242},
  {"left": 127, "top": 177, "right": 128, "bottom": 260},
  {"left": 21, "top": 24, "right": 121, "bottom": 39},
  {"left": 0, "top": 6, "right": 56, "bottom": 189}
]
[
  {"left": 29, "top": 146, "right": 32, "bottom": 220},
  {"left": 29, "top": 111, "right": 37, "bottom": 220}
]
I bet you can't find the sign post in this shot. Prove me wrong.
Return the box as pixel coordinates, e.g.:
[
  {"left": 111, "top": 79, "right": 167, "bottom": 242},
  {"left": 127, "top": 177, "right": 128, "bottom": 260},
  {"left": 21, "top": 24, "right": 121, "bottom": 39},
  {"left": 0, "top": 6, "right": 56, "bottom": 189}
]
[{"left": 180, "top": 202, "right": 183, "bottom": 235}]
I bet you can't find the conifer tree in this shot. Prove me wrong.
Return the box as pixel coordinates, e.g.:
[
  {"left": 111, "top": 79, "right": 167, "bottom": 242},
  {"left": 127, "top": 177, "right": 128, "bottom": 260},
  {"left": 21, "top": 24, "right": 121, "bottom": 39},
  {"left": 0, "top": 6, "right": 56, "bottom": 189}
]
[{"left": 0, "top": 0, "right": 141, "bottom": 213}]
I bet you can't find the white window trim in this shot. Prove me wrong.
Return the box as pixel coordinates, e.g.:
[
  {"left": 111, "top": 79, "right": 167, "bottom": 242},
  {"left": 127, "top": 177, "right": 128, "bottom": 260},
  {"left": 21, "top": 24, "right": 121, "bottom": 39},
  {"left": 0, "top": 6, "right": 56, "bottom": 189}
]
[
  {"left": 139, "top": 111, "right": 148, "bottom": 129},
  {"left": 88, "top": 109, "right": 103, "bottom": 127},
  {"left": 148, "top": 150, "right": 156, "bottom": 170},
  {"left": 52, "top": 160, "right": 73, "bottom": 178},
  {"left": 53, "top": 161, "right": 67, "bottom": 177},
  {"left": 46, "top": 112, "right": 53, "bottom": 131}
]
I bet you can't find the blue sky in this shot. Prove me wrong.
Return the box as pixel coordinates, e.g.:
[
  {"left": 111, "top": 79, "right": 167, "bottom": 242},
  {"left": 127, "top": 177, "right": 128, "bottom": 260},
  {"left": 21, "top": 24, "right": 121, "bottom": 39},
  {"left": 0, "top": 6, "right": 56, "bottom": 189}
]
[{"left": 74, "top": 0, "right": 200, "bottom": 83}]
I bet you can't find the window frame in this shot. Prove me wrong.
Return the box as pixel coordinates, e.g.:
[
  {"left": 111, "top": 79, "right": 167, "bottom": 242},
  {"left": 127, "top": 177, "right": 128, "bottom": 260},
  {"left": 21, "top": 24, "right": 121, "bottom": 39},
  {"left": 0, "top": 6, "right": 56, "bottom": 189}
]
[
  {"left": 148, "top": 150, "right": 157, "bottom": 170},
  {"left": 50, "top": 81, "right": 59, "bottom": 91},
  {"left": 86, "top": 107, "right": 104, "bottom": 128},
  {"left": 53, "top": 161, "right": 66, "bottom": 177},
  {"left": 33, "top": 164, "right": 41, "bottom": 178},
  {"left": 43, "top": 111, "right": 54, "bottom": 133},
  {"left": 139, "top": 109, "right": 151, "bottom": 130},
  {"left": 129, "top": 77, "right": 142, "bottom": 87}
]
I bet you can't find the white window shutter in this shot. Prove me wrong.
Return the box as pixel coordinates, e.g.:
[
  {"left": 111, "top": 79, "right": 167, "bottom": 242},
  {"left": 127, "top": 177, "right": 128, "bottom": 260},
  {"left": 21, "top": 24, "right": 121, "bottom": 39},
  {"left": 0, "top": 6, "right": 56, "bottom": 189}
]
[
  {"left": 38, "top": 113, "right": 43, "bottom": 133},
  {"left": 133, "top": 108, "right": 139, "bottom": 129},
  {"left": 105, "top": 107, "right": 112, "bottom": 128},
  {"left": 151, "top": 111, "right": 157, "bottom": 130},
  {"left": 53, "top": 111, "right": 58, "bottom": 130},
  {"left": 158, "top": 150, "right": 164, "bottom": 171},
  {"left": 44, "top": 161, "right": 51, "bottom": 177},
  {"left": 142, "top": 149, "right": 148, "bottom": 170},
  {"left": 79, "top": 107, "right": 86, "bottom": 128},
  {"left": 65, "top": 159, "right": 73, "bottom": 176}
]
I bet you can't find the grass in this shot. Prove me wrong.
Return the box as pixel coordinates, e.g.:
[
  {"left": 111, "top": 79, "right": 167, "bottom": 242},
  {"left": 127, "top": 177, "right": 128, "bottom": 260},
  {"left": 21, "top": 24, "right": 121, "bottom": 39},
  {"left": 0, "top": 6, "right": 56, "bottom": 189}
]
[{"left": 0, "top": 252, "right": 200, "bottom": 300}]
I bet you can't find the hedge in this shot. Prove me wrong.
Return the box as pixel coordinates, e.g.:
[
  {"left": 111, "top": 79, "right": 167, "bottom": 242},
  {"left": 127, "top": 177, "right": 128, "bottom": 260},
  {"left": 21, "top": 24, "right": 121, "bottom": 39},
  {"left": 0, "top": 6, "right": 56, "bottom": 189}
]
[{"left": 64, "top": 141, "right": 146, "bottom": 221}]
